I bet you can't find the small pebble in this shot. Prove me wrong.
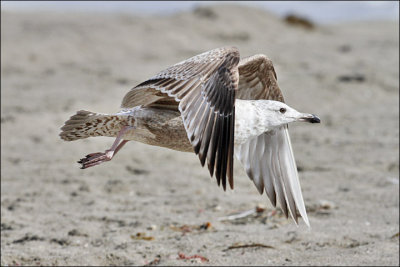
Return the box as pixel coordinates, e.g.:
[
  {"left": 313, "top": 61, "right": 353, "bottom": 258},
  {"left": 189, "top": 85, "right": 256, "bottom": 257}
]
[
  {"left": 147, "top": 224, "right": 157, "bottom": 231},
  {"left": 319, "top": 200, "right": 336, "bottom": 209}
]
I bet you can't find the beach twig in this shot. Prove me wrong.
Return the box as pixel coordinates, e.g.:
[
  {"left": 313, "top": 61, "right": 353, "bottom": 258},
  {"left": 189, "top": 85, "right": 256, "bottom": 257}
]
[
  {"left": 177, "top": 253, "right": 209, "bottom": 262},
  {"left": 217, "top": 208, "right": 257, "bottom": 221},
  {"left": 131, "top": 232, "right": 154, "bottom": 241},
  {"left": 223, "top": 242, "right": 275, "bottom": 251}
]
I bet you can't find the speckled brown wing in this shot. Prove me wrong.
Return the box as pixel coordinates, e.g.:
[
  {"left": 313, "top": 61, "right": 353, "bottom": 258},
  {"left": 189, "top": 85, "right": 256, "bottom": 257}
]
[
  {"left": 236, "top": 54, "right": 283, "bottom": 101},
  {"left": 235, "top": 54, "right": 309, "bottom": 226},
  {"left": 121, "top": 47, "right": 240, "bottom": 191}
]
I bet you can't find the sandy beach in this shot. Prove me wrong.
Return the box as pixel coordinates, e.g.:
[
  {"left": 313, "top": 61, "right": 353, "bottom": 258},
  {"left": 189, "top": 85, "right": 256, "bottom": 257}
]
[{"left": 1, "top": 4, "right": 399, "bottom": 266}]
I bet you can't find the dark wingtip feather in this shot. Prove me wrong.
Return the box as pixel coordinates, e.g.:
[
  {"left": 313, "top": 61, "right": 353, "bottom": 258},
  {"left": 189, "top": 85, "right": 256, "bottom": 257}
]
[
  {"left": 206, "top": 118, "right": 221, "bottom": 179},
  {"left": 227, "top": 112, "right": 235, "bottom": 190},
  {"left": 199, "top": 152, "right": 206, "bottom": 166},
  {"left": 207, "top": 161, "right": 215, "bottom": 178},
  {"left": 270, "top": 191, "right": 277, "bottom": 207},
  {"left": 215, "top": 171, "right": 221, "bottom": 186},
  {"left": 282, "top": 201, "right": 289, "bottom": 218},
  {"left": 193, "top": 139, "right": 201, "bottom": 155}
]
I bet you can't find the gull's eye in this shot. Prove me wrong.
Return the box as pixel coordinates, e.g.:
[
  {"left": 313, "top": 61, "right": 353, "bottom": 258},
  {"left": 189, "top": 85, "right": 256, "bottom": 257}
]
[{"left": 279, "top": 107, "right": 287, "bottom": 114}]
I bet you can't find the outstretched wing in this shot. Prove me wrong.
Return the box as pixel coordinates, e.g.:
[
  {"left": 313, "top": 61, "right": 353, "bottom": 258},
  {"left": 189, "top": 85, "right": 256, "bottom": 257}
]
[
  {"left": 235, "top": 54, "right": 309, "bottom": 226},
  {"left": 121, "top": 47, "right": 240, "bottom": 191}
]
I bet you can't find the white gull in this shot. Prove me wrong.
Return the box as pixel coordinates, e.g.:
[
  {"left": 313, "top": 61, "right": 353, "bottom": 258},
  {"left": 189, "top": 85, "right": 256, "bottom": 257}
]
[{"left": 60, "top": 47, "right": 320, "bottom": 226}]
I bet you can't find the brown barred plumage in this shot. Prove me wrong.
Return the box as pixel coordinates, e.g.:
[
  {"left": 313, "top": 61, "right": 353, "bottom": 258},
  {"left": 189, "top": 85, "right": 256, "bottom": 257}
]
[{"left": 60, "top": 110, "right": 129, "bottom": 141}]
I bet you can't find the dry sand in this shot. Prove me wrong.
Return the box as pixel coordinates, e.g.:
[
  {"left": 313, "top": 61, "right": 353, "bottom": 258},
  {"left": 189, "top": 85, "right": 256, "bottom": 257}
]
[{"left": 1, "top": 5, "right": 399, "bottom": 266}]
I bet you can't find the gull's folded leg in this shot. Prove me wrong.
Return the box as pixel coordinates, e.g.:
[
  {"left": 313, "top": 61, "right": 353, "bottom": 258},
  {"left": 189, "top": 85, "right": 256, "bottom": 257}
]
[{"left": 78, "top": 126, "right": 132, "bottom": 169}]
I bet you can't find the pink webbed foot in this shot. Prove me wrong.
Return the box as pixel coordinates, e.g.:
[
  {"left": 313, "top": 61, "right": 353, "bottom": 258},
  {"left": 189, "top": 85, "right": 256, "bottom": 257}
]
[
  {"left": 78, "top": 150, "right": 114, "bottom": 169},
  {"left": 77, "top": 126, "right": 132, "bottom": 169}
]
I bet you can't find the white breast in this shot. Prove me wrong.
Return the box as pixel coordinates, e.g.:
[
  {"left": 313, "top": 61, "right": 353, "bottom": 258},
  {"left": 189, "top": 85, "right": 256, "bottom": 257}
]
[{"left": 234, "top": 99, "right": 268, "bottom": 146}]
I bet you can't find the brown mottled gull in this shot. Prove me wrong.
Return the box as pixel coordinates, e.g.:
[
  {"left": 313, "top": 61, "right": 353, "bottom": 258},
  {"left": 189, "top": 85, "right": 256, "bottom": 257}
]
[{"left": 60, "top": 47, "right": 320, "bottom": 226}]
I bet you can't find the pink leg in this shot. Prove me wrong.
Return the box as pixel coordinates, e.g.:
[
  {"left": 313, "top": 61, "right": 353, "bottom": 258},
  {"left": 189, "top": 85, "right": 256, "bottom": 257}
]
[{"left": 78, "top": 126, "right": 132, "bottom": 169}]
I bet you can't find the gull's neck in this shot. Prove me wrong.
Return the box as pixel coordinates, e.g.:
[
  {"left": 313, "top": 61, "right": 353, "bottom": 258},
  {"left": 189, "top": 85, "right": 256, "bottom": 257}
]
[{"left": 234, "top": 99, "right": 278, "bottom": 145}]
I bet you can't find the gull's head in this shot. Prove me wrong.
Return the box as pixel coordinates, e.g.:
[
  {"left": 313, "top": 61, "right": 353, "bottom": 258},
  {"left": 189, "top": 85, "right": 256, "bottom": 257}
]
[{"left": 259, "top": 100, "right": 321, "bottom": 128}]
